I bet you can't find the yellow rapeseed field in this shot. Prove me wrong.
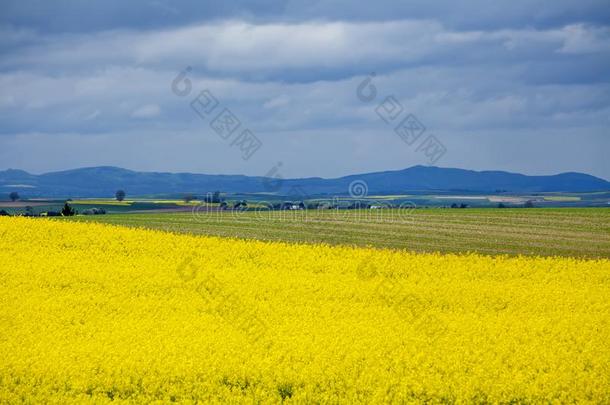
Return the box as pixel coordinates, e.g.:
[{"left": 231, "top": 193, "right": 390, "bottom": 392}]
[{"left": 0, "top": 217, "right": 609, "bottom": 403}]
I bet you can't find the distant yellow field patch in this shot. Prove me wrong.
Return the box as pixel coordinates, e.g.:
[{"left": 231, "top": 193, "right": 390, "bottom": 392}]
[
  {"left": 0, "top": 217, "right": 608, "bottom": 403},
  {"left": 543, "top": 196, "right": 582, "bottom": 201},
  {"left": 149, "top": 199, "right": 194, "bottom": 205},
  {"left": 488, "top": 196, "right": 527, "bottom": 203},
  {"left": 70, "top": 199, "right": 132, "bottom": 205},
  {"left": 366, "top": 195, "right": 413, "bottom": 199}
]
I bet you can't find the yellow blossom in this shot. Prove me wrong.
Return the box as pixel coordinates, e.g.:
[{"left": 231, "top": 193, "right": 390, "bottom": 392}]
[{"left": 0, "top": 217, "right": 608, "bottom": 403}]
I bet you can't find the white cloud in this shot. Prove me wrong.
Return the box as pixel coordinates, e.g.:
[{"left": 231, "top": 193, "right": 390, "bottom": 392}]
[
  {"left": 558, "top": 24, "right": 610, "bottom": 54},
  {"left": 131, "top": 104, "right": 161, "bottom": 118},
  {"left": 83, "top": 109, "right": 101, "bottom": 120},
  {"left": 263, "top": 95, "right": 290, "bottom": 109},
  {"left": 6, "top": 20, "right": 608, "bottom": 77},
  {"left": 0, "top": 18, "right": 608, "bottom": 178}
]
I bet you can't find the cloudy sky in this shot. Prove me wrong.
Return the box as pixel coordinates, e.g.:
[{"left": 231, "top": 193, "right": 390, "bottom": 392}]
[{"left": 1, "top": 0, "right": 609, "bottom": 179}]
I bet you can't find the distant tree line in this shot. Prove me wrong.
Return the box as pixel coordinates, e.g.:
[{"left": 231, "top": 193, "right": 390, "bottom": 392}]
[{"left": 1, "top": 192, "right": 113, "bottom": 216}]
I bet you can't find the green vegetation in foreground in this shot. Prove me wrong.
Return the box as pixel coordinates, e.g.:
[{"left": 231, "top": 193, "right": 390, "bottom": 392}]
[{"left": 66, "top": 208, "right": 610, "bottom": 258}]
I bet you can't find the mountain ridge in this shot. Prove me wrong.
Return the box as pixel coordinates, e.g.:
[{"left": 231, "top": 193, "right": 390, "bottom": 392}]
[{"left": 1, "top": 165, "right": 609, "bottom": 198}]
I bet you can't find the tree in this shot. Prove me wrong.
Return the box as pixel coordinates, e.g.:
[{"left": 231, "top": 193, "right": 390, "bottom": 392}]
[
  {"left": 61, "top": 203, "right": 76, "bottom": 216},
  {"left": 497, "top": 203, "right": 506, "bottom": 208},
  {"left": 524, "top": 200, "right": 535, "bottom": 208},
  {"left": 9, "top": 192, "right": 19, "bottom": 202},
  {"left": 115, "top": 190, "right": 126, "bottom": 202},
  {"left": 183, "top": 194, "right": 196, "bottom": 203},
  {"left": 233, "top": 200, "right": 247, "bottom": 210},
  {"left": 204, "top": 191, "right": 223, "bottom": 203}
]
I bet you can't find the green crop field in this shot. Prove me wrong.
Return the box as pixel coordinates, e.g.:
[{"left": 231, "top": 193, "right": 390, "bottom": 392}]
[{"left": 66, "top": 207, "right": 610, "bottom": 258}]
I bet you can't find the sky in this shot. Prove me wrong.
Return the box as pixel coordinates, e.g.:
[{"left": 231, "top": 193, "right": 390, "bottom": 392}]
[{"left": 0, "top": 0, "right": 609, "bottom": 180}]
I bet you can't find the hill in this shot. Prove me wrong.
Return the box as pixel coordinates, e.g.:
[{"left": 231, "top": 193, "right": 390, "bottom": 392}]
[{"left": 1, "top": 166, "right": 608, "bottom": 198}]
